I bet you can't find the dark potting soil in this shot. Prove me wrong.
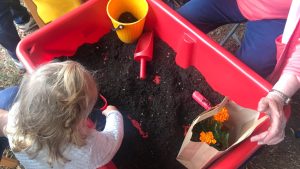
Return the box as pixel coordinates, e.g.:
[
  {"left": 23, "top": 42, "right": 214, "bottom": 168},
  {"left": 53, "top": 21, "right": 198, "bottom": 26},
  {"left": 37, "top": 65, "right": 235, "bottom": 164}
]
[
  {"left": 118, "top": 12, "right": 138, "bottom": 23},
  {"left": 57, "top": 31, "right": 224, "bottom": 169}
]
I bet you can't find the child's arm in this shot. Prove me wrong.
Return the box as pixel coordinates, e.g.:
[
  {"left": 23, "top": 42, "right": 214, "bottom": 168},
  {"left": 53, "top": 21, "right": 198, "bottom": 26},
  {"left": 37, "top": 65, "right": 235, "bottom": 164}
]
[
  {"left": 89, "top": 106, "right": 124, "bottom": 168},
  {"left": 102, "top": 106, "right": 124, "bottom": 143},
  {"left": 0, "top": 109, "right": 8, "bottom": 137}
]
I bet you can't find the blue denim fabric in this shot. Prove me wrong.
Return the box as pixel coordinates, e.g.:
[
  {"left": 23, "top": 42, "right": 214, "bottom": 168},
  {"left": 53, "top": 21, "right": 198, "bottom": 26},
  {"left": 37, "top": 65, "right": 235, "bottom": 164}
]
[
  {"left": 0, "top": 86, "right": 19, "bottom": 110},
  {"left": 0, "top": 0, "right": 30, "bottom": 60},
  {"left": 177, "top": 0, "right": 246, "bottom": 33},
  {"left": 9, "top": 0, "right": 30, "bottom": 25},
  {"left": 0, "top": 137, "right": 9, "bottom": 159},
  {"left": 237, "top": 19, "right": 286, "bottom": 77},
  {"left": 177, "top": 0, "right": 286, "bottom": 77},
  {"left": 0, "top": 86, "right": 19, "bottom": 158}
]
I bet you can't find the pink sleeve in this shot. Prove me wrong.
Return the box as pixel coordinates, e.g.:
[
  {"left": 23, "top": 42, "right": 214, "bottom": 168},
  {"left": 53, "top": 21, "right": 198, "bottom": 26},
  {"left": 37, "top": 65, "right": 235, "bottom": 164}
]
[
  {"left": 272, "top": 41, "right": 300, "bottom": 97},
  {"left": 282, "top": 37, "right": 300, "bottom": 81},
  {"left": 237, "top": 0, "right": 292, "bottom": 20}
]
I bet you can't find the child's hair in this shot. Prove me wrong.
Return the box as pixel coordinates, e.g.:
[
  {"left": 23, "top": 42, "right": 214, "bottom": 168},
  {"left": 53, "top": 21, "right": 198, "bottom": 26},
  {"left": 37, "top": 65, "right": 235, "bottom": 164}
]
[{"left": 10, "top": 61, "right": 98, "bottom": 165}]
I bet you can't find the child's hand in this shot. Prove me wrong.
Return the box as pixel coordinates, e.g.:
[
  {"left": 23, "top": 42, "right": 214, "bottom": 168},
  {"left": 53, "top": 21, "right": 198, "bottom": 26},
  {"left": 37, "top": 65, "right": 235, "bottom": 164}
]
[{"left": 102, "top": 105, "right": 118, "bottom": 116}]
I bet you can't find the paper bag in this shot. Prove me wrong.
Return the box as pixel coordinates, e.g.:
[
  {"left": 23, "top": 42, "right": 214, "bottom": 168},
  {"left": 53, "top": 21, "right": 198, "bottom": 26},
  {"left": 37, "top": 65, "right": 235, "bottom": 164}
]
[{"left": 176, "top": 97, "right": 267, "bottom": 169}]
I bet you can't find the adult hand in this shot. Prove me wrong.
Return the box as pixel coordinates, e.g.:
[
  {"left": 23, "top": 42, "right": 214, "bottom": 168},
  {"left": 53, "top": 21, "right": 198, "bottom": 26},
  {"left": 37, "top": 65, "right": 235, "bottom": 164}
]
[
  {"left": 250, "top": 92, "right": 286, "bottom": 145},
  {"left": 102, "top": 105, "right": 118, "bottom": 116}
]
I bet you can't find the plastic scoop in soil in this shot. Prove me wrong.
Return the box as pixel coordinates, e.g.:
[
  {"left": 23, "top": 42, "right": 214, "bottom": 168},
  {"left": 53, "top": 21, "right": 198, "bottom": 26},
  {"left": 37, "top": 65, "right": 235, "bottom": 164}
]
[
  {"left": 134, "top": 31, "right": 154, "bottom": 80},
  {"left": 192, "top": 91, "right": 212, "bottom": 110},
  {"left": 181, "top": 91, "right": 212, "bottom": 136}
]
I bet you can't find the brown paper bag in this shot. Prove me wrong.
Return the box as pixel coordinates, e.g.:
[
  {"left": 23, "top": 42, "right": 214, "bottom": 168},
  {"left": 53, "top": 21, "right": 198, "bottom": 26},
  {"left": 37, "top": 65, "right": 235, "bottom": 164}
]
[{"left": 176, "top": 97, "right": 267, "bottom": 169}]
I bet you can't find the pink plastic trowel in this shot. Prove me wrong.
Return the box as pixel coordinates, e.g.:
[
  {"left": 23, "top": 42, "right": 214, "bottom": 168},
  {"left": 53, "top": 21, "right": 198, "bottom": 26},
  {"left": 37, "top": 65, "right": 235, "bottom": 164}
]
[
  {"left": 134, "top": 31, "right": 154, "bottom": 80},
  {"left": 192, "top": 91, "right": 212, "bottom": 110}
]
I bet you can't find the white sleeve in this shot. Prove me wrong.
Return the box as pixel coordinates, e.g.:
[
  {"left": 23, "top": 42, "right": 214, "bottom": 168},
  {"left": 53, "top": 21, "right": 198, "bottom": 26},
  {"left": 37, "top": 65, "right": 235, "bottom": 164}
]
[
  {"left": 89, "top": 110, "right": 124, "bottom": 168},
  {"left": 282, "top": 0, "right": 300, "bottom": 44}
]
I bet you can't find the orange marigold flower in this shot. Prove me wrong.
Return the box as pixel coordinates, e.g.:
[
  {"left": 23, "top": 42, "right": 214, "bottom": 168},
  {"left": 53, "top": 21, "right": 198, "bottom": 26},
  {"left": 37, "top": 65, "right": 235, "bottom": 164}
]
[
  {"left": 213, "top": 107, "right": 229, "bottom": 123},
  {"left": 199, "top": 131, "right": 217, "bottom": 145}
]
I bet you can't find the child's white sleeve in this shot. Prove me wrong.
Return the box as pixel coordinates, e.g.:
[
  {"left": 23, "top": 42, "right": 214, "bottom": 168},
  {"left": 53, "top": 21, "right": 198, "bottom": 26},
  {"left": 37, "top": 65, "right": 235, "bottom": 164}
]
[{"left": 89, "top": 110, "right": 124, "bottom": 168}]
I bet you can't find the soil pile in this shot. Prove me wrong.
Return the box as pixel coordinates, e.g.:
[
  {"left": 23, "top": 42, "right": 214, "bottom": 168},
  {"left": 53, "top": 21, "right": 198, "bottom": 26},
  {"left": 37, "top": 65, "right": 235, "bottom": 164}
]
[{"left": 58, "top": 31, "right": 224, "bottom": 169}]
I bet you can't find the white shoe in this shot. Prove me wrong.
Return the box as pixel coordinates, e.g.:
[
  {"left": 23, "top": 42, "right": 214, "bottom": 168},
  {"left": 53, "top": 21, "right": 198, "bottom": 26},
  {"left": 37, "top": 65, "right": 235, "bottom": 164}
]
[
  {"left": 12, "top": 58, "right": 25, "bottom": 71},
  {"left": 17, "top": 17, "right": 38, "bottom": 33}
]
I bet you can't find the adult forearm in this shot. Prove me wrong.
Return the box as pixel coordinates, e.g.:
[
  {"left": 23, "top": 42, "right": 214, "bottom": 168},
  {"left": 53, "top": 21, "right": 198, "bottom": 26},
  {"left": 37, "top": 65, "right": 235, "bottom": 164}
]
[
  {"left": 273, "top": 73, "right": 300, "bottom": 98},
  {"left": 0, "top": 109, "right": 8, "bottom": 137},
  {"left": 273, "top": 40, "right": 300, "bottom": 98}
]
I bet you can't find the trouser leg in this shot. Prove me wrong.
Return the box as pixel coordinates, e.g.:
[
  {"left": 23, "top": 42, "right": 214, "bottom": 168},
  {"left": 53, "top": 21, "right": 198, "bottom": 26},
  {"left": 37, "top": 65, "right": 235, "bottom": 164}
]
[
  {"left": 177, "top": 0, "right": 287, "bottom": 77},
  {"left": 177, "top": 0, "right": 247, "bottom": 33},
  {"left": 236, "top": 19, "right": 286, "bottom": 77},
  {"left": 0, "top": 2, "right": 21, "bottom": 60},
  {"left": 0, "top": 86, "right": 19, "bottom": 159},
  {"left": 0, "top": 86, "right": 19, "bottom": 110},
  {"left": 10, "top": 0, "right": 30, "bottom": 24}
]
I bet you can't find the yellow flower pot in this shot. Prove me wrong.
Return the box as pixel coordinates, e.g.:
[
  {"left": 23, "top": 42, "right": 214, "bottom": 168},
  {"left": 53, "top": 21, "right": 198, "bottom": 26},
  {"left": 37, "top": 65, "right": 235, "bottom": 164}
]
[
  {"left": 32, "top": 0, "right": 82, "bottom": 24},
  {"left": 106, "top": 0, "right": 149, "bottom": 44}
]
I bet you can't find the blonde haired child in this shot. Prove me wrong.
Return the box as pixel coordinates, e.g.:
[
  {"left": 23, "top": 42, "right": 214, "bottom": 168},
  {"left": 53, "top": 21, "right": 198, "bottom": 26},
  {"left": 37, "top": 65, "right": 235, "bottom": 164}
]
[{"left": 1, "top": 61, "right": 124, "bottom": 169}]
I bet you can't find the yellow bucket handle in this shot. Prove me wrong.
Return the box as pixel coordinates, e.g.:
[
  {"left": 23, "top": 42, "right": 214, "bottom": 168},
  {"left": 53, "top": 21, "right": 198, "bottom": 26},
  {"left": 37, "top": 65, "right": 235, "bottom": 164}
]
[{"left": 112, "top": 25, "right": 125, "bottom": 31}]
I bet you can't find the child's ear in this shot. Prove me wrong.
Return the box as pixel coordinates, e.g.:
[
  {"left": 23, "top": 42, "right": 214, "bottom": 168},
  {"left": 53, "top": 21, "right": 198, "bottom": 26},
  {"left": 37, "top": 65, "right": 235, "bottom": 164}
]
[
  {"left": 86, "top": 118, "right": 95, "bottom": 129},
  {"left": 77, "top": 119, "right": 92, "bottom": 139}
]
